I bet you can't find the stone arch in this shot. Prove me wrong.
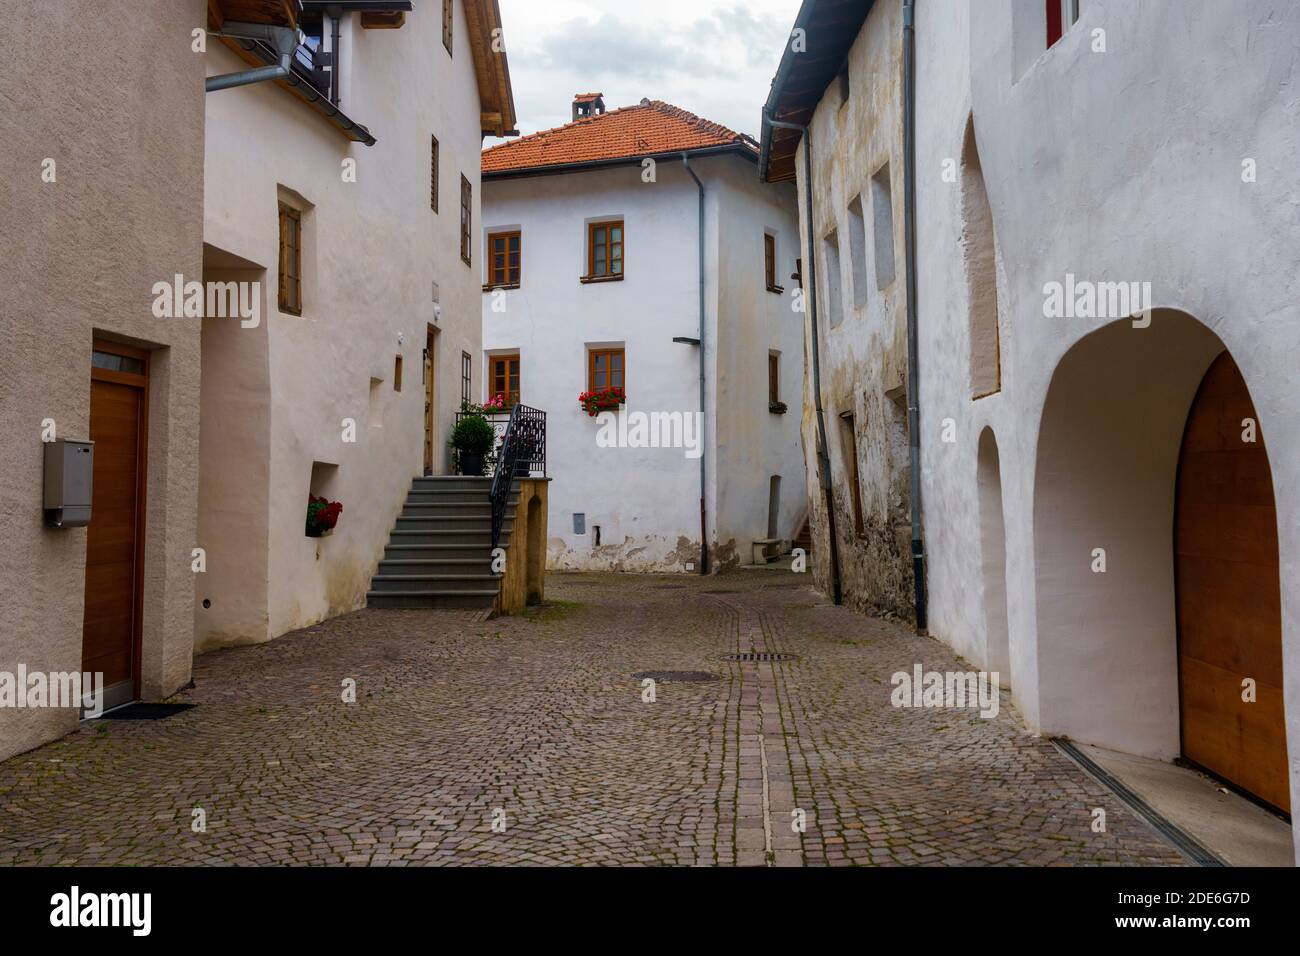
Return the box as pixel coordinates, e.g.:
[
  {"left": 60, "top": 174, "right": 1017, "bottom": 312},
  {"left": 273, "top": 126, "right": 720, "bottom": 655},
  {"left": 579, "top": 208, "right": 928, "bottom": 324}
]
[
  {"left": 1031, "top": 309, "right": 1284, "bottom": 771},
  {"left": 977, "top": 427, "right": 1010, "bottom": 687}
]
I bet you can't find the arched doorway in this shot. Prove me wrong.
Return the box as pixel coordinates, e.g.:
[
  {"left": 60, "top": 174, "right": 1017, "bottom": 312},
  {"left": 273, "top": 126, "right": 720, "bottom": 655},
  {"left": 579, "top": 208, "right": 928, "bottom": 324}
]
[
  {"left": 1175, "top": 352, "right": 1288, "bottom": 812},
  {"left": 977, "top": 428, "right": 1010, "bottom": 687}
]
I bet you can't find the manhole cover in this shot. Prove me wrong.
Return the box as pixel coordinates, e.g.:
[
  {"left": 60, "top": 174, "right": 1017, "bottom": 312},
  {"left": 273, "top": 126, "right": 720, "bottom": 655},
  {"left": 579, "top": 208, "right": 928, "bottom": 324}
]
[
  {"left": 722, "top": 652, "right": 798, "bottom": 663},
  {"left": 632, "top": 670, "right": 720, "bottom": 683}
]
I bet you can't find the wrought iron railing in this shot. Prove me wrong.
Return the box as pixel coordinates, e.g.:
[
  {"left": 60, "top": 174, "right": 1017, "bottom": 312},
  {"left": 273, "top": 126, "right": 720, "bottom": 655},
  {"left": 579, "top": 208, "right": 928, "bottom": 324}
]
[{"left": 488, "top": 404, "right": 546, "bottom": 548}]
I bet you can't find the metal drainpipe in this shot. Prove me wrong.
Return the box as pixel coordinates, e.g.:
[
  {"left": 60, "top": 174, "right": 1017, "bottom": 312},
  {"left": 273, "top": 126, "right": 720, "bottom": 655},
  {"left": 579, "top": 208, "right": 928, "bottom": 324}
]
[
  {"left": 206, "top": 22, "right": 300, "bottom": 93},
  {"left": 328, "top": 6, "right": 342, "bottom": 105},
  {"left": 681, "top": 153, "right": 709, "bottom": 574},
  {"left": 903, "top": 0, "right": 927, "bottom": 631},
  {"left": 762, "top": 112, "right": 842, "bottom": 605}
]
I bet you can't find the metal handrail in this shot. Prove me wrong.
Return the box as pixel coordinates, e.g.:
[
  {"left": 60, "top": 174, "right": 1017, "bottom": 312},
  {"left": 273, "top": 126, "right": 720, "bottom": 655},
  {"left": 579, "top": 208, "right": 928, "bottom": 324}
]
[{"left": 487, "top": 404, "right": 546, "bottom": 548}]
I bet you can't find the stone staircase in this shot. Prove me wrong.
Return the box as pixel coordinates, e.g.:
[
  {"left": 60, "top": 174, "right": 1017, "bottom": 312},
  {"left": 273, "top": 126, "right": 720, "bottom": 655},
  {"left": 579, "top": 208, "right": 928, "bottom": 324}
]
[
  {"left": 793, "top": 516, "right": 813, "bottom": 554},
  {"left": 366, "top": 476, "right": 516, "bottom": 610}
]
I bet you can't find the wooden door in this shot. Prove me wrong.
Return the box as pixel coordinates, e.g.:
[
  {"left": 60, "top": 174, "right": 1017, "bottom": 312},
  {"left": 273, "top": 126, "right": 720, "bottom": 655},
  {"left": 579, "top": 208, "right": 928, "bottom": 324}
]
[
  {"left": 83, "top": 342, "right": 149, "bottom": 710},
  {"left": 1175, "top": 351, "right": 1288, "bottom": 812},
  {"left": 424, "top": 328, "right": 436, "bottom": 475}
]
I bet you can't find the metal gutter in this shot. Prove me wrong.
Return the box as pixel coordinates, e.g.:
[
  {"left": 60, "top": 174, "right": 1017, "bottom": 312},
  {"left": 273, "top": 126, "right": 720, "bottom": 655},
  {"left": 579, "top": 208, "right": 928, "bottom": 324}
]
[
  {"left": 207, "top": 22, "right": 298, "bottom": 93},
  {"left": 903, "top": 0, "right": 926, "bottom": 630},
  {"left": 762, "top": 111, "right": 842, "bottom": 605},
  {"left": 229, "top": 36, "right": 376, "bottom": 145},
  {"left": 682, "top": 153, "right": 709, "bottom": 575},
  {"left": 483, "top": 143, "right": 756, "bottom": 181}
]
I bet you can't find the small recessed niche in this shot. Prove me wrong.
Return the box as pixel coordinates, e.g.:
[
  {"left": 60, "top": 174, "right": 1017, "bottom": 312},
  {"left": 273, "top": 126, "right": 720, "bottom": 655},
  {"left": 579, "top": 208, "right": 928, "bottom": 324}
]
[
  {"left": 310, "top": 461, "right": 339, "bottom": 498},
  {"left": 368, "top": 377, "right": 384, "bottom": 428},
  {"left": 394, "top": 355, "right": 403, "bottom": 392}
]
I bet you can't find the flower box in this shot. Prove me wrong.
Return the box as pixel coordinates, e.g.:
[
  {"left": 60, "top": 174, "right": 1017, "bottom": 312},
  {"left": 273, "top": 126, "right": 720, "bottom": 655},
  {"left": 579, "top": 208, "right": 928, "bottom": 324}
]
[
  {"left": 579, "top": 386, "right": 626, "bottom": 417},
  {"left": 306, "top": 495, "right": 342, "bottom": 537}
]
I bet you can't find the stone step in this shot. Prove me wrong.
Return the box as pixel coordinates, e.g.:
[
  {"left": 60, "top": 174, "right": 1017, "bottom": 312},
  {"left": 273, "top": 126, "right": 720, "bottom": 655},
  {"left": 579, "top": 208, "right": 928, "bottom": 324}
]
[
  {"left": 366, "top": 590, "right": 498, "bottom": 609},
  {"left": 400, "top": 504, "right": 493, "bottom": 518},
  {"left": 378, "top": 558, "right": 495, "bottom": 575},
  {"left": 394, "top": 515, "right": 501, "bottom": 531},
  {"left": 382, "top": 543, "right": 504, "bottom": 560},
  {"left": 369, "top": 573, "right": 503, "bottom": 592}
]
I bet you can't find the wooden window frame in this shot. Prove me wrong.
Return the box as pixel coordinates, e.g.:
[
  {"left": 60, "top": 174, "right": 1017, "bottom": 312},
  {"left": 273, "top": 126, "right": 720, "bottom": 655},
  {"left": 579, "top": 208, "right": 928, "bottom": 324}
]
[
  {"left": 584, "top": 220, "right": 624, "bottom": 281},
  {"left": 768, "top": 352, "right": 779, "bottom": 405},
  {"left": 461, "top": 350, "right": 472, "bottom": 404},
  {"left": 486, "top": 230, "right": 521, "bottom": 289},
  {"left": 764, "top": 233, "right": 784, "bottom": 294},
  {"left": 442, "top": 0, "right": 453, "bottom": 55},
  {"left": 460, "top": 174, "right": 472, "bottom": 267},
  {"left": 587, "top": 347, "right": 626, "bottom": 393},
  {"left": 430, "top": 135, "right": 439, "bottom": 213},
  {"left": 278, "top": 201, "right": 303, "bottom": 316},
  {"left": 489, "top": 353, "right": 520, "bottom": 406}
]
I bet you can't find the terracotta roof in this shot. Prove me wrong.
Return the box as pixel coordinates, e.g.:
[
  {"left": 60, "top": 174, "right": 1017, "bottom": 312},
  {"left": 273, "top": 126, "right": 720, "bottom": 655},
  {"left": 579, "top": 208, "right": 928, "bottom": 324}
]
[{"left": 482, "top": 100, "right": 757, "bottom": 175}]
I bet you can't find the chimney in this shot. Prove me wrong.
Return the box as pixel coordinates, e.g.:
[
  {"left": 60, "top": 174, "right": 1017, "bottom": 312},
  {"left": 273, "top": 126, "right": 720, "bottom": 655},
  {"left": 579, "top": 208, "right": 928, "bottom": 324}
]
[{"left": 572, "top": 92, "right": 606, "bottom": 121}]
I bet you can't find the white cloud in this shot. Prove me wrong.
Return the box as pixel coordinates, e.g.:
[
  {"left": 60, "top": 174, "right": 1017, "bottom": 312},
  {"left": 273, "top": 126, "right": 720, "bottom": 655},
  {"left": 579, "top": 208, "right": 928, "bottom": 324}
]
[{"left": 489, "top": 0, "right": 801, "bottom": 146}]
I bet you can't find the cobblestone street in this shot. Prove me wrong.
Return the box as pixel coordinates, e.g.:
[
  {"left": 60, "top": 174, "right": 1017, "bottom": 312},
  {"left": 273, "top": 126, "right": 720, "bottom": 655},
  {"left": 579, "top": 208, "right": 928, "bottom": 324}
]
[{"left": 0, "top": 569, "right": 1185, "bottom": 866}]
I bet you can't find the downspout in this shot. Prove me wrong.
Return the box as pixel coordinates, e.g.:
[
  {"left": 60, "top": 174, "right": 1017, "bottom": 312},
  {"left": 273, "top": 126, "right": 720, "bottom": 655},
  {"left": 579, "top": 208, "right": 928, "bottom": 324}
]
[
  {"left": 762, "top": 112, "right": 842, "bottom": 605},
  {"left": 328, "top": 6, "right": 342, "bottom": 105},
  {"left": 903, "top": 0, "right": 928, "bottom": 631},
  {"left": 206, "top": 22, "right": 300, "bottom": 93},
  {"left": 682, "top": 153, "right": 709, "bottom": 574}
]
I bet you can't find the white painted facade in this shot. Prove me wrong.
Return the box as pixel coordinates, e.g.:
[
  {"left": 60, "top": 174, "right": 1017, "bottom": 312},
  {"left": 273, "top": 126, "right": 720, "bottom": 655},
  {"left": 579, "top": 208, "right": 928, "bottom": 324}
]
[
  {"left": 910, "top": 0, "right": 1300, "bottom": 853},
  {"left": 198, "top": 3, "right": 492, "bottom": 648},
  {"left": 481, "top": 153, "right": 805, "bottom": 571}
]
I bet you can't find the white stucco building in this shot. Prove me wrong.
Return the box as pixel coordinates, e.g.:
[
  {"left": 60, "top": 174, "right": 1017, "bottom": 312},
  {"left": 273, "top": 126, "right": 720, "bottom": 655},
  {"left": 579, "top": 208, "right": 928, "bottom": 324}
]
[
  {"left": 763, "top": 0, "right": 1299, "bottom": 858},
  {"left": 198, "top": 0, "right": 515, "bottom": 649},
  {"left": 480, "top": 96, "right": 805, "bottom": 572}
]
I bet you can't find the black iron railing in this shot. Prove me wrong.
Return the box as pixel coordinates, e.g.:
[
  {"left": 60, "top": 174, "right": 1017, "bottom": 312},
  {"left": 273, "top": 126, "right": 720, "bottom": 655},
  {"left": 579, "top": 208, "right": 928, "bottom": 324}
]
[{"left": 488, "top": 404, "right": 546, "bottom": 549}]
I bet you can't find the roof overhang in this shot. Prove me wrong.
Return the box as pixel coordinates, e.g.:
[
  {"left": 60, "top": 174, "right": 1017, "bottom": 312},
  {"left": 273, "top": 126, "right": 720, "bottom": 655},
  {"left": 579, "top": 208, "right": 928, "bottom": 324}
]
[
  {"left": 484, "top": 143, "right": 757, "bottom": 182},
  {"left": 759, "top": 0, "right": 874, "bottom": 183},
  {"left": 464, "top": 0, "right": 518, "bottom": 138},
  {"left": 207, "top": 0, "right": 300, "bottom": 29}
]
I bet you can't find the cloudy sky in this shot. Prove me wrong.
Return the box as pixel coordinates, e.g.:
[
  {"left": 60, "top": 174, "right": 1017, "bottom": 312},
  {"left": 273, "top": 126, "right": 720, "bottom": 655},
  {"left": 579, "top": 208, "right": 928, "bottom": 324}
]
[{"left": 488, "top": 0, "right": 801, "bottom": 146}]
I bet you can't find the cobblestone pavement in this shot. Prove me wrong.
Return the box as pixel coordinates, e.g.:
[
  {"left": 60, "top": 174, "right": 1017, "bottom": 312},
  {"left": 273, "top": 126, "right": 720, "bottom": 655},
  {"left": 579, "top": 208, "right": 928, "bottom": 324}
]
[{"left": 0, "top": 569, "right": 1185, "bottom": 866}]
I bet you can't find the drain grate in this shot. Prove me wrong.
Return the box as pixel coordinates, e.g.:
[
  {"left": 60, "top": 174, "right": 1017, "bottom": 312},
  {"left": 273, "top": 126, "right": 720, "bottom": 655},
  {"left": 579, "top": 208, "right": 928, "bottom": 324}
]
[
  {"left": 722, "top": 652, "right": 797, "bottom": 663},
  {"left": 97, "top": 702, "right": 196, "bottom": 721},
  {"left": 632, "top": 670, "right": 720, "bottom": 683}
]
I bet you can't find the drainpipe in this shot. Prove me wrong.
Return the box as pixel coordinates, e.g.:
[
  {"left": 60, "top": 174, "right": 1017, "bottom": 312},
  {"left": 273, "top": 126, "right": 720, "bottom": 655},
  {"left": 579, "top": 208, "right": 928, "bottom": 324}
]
[
  {"left": 207, "top": 22, "right": 300, "bottom": 93},
  {"left": 328, "top": 6, "right": 343, "bottom": 105},
  {"left": 681, "top": 153, "right": 709, "bottom": 574},
  {"left": 762, "top": 112, "right": 842, "bottom": 605},
  {"left": 903, "top": 0, "right": 928, "bottom": 631}
]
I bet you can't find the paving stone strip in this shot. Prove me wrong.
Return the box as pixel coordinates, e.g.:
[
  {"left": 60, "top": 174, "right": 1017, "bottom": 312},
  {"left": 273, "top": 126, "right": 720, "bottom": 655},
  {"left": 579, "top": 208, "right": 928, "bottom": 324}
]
[{"left": 0, "top": 570, "right": 1186, "bottom": 866}]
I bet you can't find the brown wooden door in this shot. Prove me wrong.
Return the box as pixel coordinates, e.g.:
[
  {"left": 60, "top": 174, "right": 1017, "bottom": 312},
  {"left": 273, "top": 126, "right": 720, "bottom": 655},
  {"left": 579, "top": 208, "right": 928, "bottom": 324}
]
[
  {"left": 1175, "top": 351, "right": 1288, "bottom": 812},
  {"left": 424, "top": 328, "right": 436, "bottom": 475},
  {"left": 83, "top": 344, "right": 148, "bottom": 708}
]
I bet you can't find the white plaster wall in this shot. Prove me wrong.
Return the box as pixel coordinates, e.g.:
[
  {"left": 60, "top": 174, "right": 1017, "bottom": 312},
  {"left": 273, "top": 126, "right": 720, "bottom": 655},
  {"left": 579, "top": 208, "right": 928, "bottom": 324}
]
[
  {"left": 481, "top": 153, "right": 802, "bottom": 571},
  {"left": 200, "top": 1, "right": 485, "bottom": 647},
  {"left": 916, "top": 0, "right": 1300, "bottom": 848},
  {"left": 0, "top": 0, "right": 206, "bottom": 759}
]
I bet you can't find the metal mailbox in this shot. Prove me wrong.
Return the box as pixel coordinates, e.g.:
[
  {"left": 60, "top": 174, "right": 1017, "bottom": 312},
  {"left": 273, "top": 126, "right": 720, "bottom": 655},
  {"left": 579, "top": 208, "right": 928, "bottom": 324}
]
[{"left": 43, "top": 439, "right": 94, "bottom": 528}]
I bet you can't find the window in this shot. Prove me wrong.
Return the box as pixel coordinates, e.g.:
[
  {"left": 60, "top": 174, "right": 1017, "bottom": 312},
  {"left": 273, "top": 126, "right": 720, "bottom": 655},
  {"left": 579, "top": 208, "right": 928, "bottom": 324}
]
[
  {"left": 490, "top": 354, "right": 520, "bottom": 406},
  {"left": 278, "top": 202, "right": 302, "bottom": 315},
  {"left": 394, "top": 355, "right": 403, "bottom": 392},
  {"left": 487, "top": 230, "right": 521, "bottom": 288},
  {"left": 430, "top": 135, "right": 439, "bottom": 212},
  {"left": 586, "top": 220, "right": 623, "bottom": 279},
  {"left": 847, "top": 196, "right": 868, "bottom": 308},
  {"left": 768, "top": 352, "right": 780, "bottom": 404},
  {"left": 841, "top": 412, "right": 865, "bottom": 537},
  {"left": 461, "top": 350, "right": 472, "bottom": 404},
  {"left": 442, "top": 0, "right": 453, "bottom": 55},
  {"left": 460, "top": 175, "right": 472, "bottom": 266},
  {"left": 823, "top": 228, "right": 844, "bottom": 328},
  {"left": 871, "top": 164, "right": 896, "bottom": 289},
  {"left": 588, "top": 347, "right": 625, "bottom": 391},
  {"left": 764, "top": 233, "right": 783, "bottom": 293},
  {"left": 1046, "top": 0, "right": 1080, "bottom": 48}
]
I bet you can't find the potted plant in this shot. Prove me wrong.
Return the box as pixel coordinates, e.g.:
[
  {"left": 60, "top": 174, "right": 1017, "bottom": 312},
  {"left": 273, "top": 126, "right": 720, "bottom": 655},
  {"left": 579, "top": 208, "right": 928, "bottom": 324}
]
[
  {"left": 579, "top": 385, "right": 625, "bottom": 417},
  {"left": 450, "top": 412, "right": 495, "bottom": 475},
  {"left": 305, "top": 495, "right": 342, "bottom": 537}
]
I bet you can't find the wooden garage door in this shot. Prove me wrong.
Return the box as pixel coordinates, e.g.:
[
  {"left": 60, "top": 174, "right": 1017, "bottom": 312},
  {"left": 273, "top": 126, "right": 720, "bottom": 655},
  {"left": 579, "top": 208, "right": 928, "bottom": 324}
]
[
  {"left": 1175, "top": 351, "right": 1288, "bottom": 813},
  {"left": 82, "top": 344, "right": 148, "bottom": 706}
]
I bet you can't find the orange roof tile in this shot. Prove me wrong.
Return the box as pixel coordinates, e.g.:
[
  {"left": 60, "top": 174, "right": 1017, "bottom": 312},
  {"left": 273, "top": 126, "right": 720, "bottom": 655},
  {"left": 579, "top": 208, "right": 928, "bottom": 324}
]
[{"left": 482, "top": 100, "right": 756, "bottom": 175}]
